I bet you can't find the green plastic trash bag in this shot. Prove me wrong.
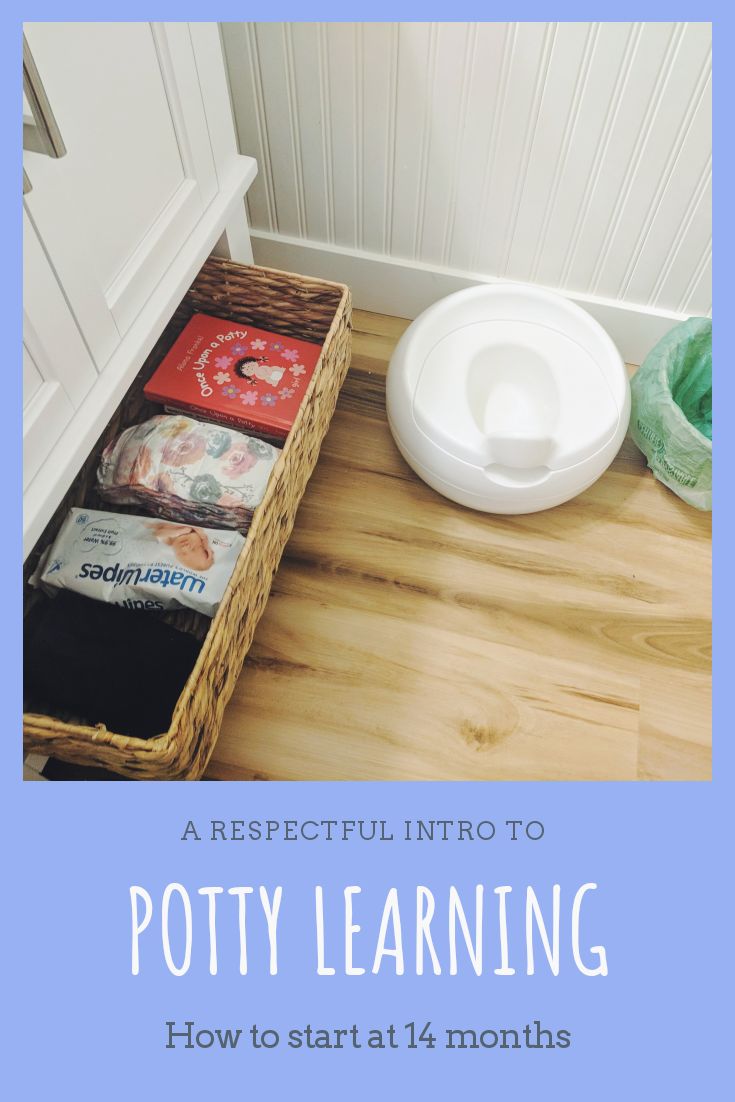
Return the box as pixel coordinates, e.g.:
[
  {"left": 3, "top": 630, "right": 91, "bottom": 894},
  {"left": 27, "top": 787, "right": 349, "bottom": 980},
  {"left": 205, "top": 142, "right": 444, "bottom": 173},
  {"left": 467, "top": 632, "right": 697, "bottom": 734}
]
[{"left": 630, "top": 317, "right": 712, "bottom": 510}]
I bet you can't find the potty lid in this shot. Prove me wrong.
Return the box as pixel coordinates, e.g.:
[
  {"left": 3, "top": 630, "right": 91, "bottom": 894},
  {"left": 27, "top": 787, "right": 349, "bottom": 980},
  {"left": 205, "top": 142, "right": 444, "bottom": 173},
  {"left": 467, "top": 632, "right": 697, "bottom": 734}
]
[{"left": 411, "top": 316, "right": 624, "bottom": 474}]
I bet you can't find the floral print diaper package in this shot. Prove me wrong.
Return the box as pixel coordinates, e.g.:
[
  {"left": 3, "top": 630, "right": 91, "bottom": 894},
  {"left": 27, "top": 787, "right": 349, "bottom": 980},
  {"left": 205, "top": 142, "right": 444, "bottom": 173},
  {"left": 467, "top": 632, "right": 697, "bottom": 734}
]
[{"left": 97, "top": 415, "right": 280, "bottom": 531}]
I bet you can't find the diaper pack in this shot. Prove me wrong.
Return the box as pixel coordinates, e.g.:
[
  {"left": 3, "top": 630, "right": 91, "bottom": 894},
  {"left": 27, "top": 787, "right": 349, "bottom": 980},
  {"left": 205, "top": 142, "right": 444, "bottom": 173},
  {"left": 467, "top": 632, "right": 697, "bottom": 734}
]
[{"left": 97, "top": 414, "right": 280, "bottom": 532}]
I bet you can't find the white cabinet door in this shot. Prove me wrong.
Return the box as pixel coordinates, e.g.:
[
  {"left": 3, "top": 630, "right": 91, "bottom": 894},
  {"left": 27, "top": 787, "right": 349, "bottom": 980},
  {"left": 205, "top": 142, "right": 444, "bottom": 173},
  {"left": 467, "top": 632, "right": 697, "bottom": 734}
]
[
  {"left": 23, "top": 208, "right": 97, "bottom": 493},
  {"left": 23, "top": 22, "right": 219, "bottom": 369},
  {"left": 22, "top": 20, "right": 258, "bottom": 558},
  {"left": 23, "top": 343, "right": 73, "bottom": 493}
]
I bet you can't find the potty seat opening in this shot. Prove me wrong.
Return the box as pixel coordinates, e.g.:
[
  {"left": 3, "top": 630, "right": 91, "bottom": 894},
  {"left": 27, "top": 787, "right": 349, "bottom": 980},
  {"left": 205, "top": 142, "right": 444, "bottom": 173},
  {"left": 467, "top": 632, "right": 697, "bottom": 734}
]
[{"left": 467, "top": 342, "right": 559, "bottom": 471}]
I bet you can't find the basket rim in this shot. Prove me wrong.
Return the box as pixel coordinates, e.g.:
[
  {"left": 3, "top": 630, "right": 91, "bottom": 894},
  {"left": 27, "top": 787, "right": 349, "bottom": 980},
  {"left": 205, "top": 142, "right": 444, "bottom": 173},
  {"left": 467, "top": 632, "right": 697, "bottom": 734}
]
[{"left": 204, "top": 255, "right": 351, "bottom": 298}]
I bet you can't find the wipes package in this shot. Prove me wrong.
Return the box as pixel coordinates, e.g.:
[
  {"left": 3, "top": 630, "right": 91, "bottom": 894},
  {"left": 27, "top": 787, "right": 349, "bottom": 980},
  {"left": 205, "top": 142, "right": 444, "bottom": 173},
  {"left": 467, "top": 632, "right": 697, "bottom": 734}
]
[{"left": 30, "top": 508, "right": 245, "bottom": 617}]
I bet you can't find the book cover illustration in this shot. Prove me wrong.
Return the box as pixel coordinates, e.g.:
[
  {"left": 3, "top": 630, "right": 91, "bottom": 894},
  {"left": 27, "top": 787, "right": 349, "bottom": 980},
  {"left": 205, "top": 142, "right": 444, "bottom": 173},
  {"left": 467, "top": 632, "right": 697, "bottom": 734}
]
[{"left": 144, "top": 313, "right": 323, "bottom": 441}]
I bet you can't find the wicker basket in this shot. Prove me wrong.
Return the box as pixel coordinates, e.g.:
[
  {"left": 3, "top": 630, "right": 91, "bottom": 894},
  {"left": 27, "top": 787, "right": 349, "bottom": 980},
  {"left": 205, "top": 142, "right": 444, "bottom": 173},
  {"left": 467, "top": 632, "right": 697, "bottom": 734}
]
[{"left": 23, "top": 257, "right": 352, "bottom": 779}]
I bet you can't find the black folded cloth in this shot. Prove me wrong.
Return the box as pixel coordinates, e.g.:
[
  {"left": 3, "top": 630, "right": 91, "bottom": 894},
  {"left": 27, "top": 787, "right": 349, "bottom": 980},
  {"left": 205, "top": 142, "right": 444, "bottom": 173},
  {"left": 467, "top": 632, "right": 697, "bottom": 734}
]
[{"left": 24, "top": 591, "right": 202, "bottom": 740}]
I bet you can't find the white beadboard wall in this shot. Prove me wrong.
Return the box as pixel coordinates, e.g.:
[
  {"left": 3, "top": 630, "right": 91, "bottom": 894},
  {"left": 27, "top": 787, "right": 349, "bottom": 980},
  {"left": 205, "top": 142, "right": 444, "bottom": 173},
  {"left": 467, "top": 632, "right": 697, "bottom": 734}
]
[{"left": 222, "top": 21, "right": 712, "bottom": 360}]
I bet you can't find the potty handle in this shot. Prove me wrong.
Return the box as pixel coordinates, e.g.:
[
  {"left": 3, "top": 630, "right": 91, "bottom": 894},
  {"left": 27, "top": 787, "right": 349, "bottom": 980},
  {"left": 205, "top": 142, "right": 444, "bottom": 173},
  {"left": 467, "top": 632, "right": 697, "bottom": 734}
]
[{"left": 482, "top": 433, "right": 553, "bottom": 487}]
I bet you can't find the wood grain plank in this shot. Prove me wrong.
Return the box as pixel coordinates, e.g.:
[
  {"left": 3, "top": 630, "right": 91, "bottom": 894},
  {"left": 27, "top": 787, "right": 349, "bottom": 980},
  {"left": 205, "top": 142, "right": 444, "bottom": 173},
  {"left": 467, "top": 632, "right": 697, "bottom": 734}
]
[{"left": 207, "top": 309, "right": 711, "bottom": 781}]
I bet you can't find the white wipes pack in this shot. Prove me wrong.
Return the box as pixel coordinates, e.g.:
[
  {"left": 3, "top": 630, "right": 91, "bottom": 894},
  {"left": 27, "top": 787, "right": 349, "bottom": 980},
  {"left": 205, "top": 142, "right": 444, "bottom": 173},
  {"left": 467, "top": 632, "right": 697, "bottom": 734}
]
[{"left": 30, "top": 508, "right": 245, "bottom": 617}]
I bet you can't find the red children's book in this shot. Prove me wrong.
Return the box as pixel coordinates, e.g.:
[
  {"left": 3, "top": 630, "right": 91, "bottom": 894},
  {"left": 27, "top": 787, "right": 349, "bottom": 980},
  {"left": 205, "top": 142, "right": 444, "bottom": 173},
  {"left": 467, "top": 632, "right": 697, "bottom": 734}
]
[{"left": 144, "top": 313, "right": 323, "bottom": 443}]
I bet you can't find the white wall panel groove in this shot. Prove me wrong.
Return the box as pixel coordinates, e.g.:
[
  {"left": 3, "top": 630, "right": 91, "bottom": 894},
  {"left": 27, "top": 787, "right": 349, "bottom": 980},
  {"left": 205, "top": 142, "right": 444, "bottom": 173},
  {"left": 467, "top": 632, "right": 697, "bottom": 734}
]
[
  {"left": 222, "top": 20, "right": 712, "bottom": 317},
  {"left": 527, "top": 21, "right": 599, "bottom": 284}
]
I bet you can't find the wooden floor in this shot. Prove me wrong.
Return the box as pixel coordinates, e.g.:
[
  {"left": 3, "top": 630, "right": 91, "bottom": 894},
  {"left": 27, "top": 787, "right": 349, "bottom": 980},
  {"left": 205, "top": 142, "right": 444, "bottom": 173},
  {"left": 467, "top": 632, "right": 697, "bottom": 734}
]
[{"left": 206, "top": 310, "right": 711, "bottom": 782}]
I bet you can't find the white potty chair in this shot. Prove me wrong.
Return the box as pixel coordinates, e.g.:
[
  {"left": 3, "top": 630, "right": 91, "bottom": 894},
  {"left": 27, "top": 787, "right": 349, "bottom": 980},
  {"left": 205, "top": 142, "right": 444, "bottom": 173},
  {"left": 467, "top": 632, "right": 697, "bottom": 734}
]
[{"left": 386, "top": 284, "right": 630, "bottom": 514}]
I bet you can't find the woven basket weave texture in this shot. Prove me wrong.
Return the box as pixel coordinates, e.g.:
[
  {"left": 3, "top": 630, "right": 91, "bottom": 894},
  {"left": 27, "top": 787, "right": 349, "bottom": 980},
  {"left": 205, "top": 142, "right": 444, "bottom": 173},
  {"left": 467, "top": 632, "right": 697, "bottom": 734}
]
[{"left": 23, "top": 257, "right": 352, "bottom": 779}]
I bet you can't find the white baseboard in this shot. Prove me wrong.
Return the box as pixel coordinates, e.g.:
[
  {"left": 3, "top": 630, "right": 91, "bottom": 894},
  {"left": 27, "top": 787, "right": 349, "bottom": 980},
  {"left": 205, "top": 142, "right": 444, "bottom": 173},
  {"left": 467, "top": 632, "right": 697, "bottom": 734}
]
[{"left": 251, "top": 230, "right": 688, "bottom": 366}]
